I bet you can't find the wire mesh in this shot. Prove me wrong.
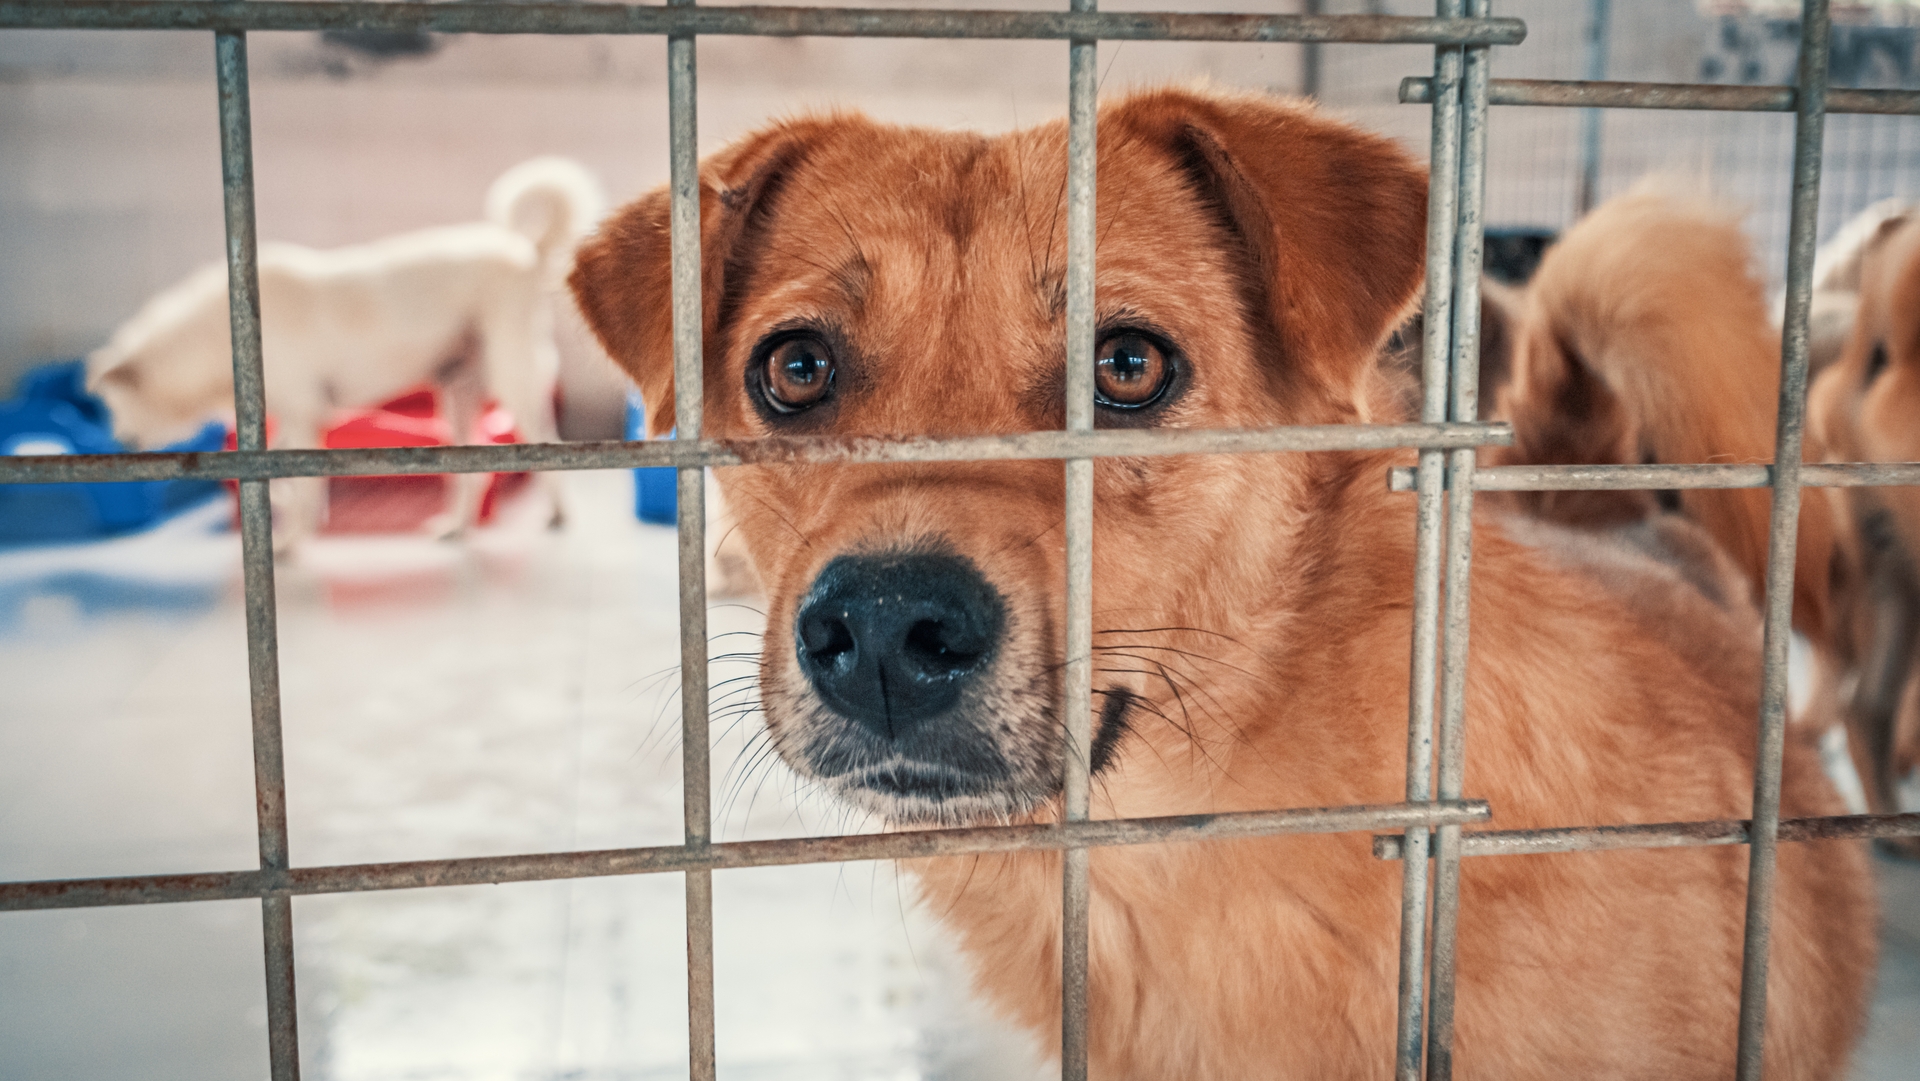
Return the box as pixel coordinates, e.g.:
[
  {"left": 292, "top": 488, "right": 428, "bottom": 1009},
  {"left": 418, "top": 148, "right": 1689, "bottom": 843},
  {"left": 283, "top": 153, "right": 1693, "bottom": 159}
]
[
  {"left": 1, "top": 3, "right": 1919, "bottom": 1080},
  {"left": 1060, "top": 3, "right": 1098, "bottom": 1075},
  {"left": 212, "top": 27, "right": 302, "bottom": 1080}
]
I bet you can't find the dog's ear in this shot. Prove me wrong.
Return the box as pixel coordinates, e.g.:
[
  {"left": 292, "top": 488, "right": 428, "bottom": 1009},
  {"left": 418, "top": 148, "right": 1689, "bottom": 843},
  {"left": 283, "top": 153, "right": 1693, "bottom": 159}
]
[
  {"left": 569, "top": 123, "right": 821, "bottom": 437},
  {"left": 1476, "top": 280, "right": 1520, "bottom": 416},
  {"left": 92, "top": 361, "right": 140, "bottom": 392},
  {"left": 1505, "top": 325, "right": 1638, "bottom": 467},
  {"left": 1107, "top": 89, "right": 1428, "bottom": 390},
  {"left": 1494, "top": 320, "right": 1657, "bottom": 527},
  {"left": 1869, "top": 213, "right": 1911, "bottom": 257}
]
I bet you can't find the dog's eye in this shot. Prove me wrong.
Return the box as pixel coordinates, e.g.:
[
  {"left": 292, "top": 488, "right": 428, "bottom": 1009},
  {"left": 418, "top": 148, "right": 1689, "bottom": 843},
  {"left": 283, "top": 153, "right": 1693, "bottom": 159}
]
[
  {"left": 1866, "top": 342, "right": 1890, "bottom": 385},
  {"left": 763, "top": 335, "right": 836, "bottom": 412},
  {"left": 1095, "top": 333, "right": 1172, "bottom": 409}
]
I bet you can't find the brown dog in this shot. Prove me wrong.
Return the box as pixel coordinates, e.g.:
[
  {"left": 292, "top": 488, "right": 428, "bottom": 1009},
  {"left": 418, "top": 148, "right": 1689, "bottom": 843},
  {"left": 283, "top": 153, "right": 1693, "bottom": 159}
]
[
  {"left": 573, "top": 89, "right": 1874, "bottom": 1078},
  {"left": 1489, "top": 186, "right": 1839, "bottom": 641},
  {"left": 1492, "top": 187, "right": 1920, "bottom": 855},
  {"left": 1811, "top": 211, "right": 1920, "bottom": 843}
]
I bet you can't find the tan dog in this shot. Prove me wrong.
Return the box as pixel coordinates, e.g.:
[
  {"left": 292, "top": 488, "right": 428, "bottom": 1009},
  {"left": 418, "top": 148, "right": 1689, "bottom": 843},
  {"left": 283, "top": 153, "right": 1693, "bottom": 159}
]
[
  {"left": 1490, "top": 186, "right": 1839, "bottom": 641},
  {"left": 573, "top": 90, "right": 1873, "bottom": 1078},
  {"left": 1811, "top": 210, "right": 1920, "bottom": 843},
  {"left": 1491, "top": 187, "right": 1920, "bottom": 855}
]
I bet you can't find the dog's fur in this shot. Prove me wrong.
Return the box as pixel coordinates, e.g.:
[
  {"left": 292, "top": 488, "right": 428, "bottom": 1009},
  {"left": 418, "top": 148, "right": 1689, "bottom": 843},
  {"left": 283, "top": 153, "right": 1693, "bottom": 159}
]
[
  {"left": 1377, "top": 278, "right": 1520, "bottom": 421},
  {"left": 1489, "top": 186, "right": 1839, "bottom": 642},
  {"left": 572, "top": 89, "right": 1874, "bottom": 1077},
  {"left": 1806, "top": 198, "right": 1909, "bottom": 376},
  {"left": 1810, "top": 209, "right": 1920, "bottom": 840},
  {"left": 89, "top": 156, "right": 603, "bottom": 548},
  {"left": 1491, "top": 186, "right": 1920, "bottom": 854}
]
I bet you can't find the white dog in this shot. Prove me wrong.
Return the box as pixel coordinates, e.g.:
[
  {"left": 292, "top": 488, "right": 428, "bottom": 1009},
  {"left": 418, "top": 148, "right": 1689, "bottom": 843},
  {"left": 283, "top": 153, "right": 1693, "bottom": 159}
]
[{"left": 88, "top": 156, "right": 605, "bottom": 549}]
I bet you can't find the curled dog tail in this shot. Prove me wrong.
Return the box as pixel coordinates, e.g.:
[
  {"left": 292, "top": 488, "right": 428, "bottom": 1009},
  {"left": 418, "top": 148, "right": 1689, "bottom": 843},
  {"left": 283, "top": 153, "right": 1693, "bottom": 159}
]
[
  {"left": 485, "top": 156, "right": 606, "bottom": 286},
  {"left": 1495, "top": 183, "right": 1838, "bottom": 639}
]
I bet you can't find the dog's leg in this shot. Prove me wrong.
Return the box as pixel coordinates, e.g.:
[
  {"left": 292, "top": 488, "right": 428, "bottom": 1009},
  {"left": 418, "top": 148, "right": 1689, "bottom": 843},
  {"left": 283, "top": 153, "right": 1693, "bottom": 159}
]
[
  {"left": 478, "top": 298, "right": 567, "bottom": 530},
  {"left": 515, "top": 353, "right": 567, "bottom": 531},
  {"left": 1844, "top": 565, "right": 1920, "bottom": 857},
  {"left": 427, "top": 358, "right": 489, "bottom": 541},
  {"left": 1897, "top": 657, "right": 1920, "bottom": 779},
  {"left": 1865, "top": 588, "right": 1920, "bottom": 858},
  {"left": 272, "top": 419, "right": 325, "bottom": 557}
]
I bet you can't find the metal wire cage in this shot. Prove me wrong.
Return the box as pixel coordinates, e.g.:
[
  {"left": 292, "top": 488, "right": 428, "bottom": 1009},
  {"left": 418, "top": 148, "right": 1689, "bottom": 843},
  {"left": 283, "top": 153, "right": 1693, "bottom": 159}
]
[{"left": 2, "top": 2, "right": 1919, "bottom": 1080}]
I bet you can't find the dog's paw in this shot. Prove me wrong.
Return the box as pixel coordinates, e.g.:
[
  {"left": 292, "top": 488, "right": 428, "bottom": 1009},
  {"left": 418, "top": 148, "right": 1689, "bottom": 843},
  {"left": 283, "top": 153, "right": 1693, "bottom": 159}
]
[{"left": 422, "top": 512, "right": 469, "bottom": 542}]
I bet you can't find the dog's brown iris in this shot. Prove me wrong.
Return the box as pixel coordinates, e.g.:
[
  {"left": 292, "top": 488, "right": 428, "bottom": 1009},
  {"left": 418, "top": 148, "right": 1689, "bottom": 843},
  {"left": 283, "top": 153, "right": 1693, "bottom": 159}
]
[
  {"left": 1095, "top": 333, "right": 1171, "bottom": 408},
  {"left": 764, "top": 335, "right": 836, "bottom": 411}
]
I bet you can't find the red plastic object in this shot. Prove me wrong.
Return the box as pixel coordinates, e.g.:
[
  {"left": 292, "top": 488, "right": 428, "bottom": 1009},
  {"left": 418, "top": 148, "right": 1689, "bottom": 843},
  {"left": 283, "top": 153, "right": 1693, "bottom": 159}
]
[{"left": 224, "top": 387, "right": 528, "bottom": 532}]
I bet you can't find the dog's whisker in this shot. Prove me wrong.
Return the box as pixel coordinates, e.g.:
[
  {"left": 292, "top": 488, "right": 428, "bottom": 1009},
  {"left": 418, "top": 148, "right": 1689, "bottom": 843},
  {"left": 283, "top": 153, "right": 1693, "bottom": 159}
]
[
  {"left": 729, "top": 730, "right": 795, "bottom": 826},
  {"left": 1094, "top": 623, "right": 1253, "bottom": 650},
  {"left": 706, "top": 628, "right": 767, "bottom": 643},
  {"left": 1095, "top": 644, "right": 1252, "bottom": 724},
  {"left": 707, "top": 601, "right": 770, "bottom": 619},
  {"left": 718, "top": 729, "right": 780, "bottom": 826},
  {"left": 734, "top": 490, "right": 815, "bottom": 552}
]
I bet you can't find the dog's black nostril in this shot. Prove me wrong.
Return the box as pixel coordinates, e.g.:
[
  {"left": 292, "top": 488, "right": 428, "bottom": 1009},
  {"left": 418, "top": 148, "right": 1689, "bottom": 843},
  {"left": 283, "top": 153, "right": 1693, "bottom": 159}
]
[
  {"left": 794, "top": 551, "right": 1006, "bottom": 739},
  {"left": 903, "top": 619, "right": 986, "bottom": 675},
  {"left": 799, "top": 612, "right": 857, "bottom": 669}
]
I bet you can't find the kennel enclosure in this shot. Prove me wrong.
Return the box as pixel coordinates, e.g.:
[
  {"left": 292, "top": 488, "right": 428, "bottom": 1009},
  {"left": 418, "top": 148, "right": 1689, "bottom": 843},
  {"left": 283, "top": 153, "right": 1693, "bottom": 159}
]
[{"left": 3, "top": 2, "right": 1920, "bottom": 1080}]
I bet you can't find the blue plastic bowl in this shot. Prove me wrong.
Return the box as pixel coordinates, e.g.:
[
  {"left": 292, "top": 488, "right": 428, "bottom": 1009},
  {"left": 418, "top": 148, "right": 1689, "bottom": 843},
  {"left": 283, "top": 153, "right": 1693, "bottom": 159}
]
[
  {"left": 626, "top": 391, "right": 678, "bottom": 526},
  {"left": 0, "top": 360, "right": 227, "bottom": 545}
]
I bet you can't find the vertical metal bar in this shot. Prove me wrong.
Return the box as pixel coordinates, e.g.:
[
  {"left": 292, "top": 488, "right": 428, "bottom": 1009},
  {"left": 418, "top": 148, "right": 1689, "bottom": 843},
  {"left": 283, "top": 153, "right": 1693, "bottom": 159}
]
[
  {"left": 1575, "top": 0, "right": 1611, "bottom": 215},
  {"left": 215, "top": 29, "right": 299, "bottom": 1081},
  {"left": 1300, "top": 0, "right": 1323, "bottom": 99},
  {"left": 1061, "top": 3, "right": 1097, "bottom": 1078},
  {"left": 1736, "top": 2, "right": 1828, "bottom": 1077},
  {"left": 1396, "top": 2, "right": 1463, "bottom": 1076},
  {"left": 1424, "top": 0, "right": 1490, "bottom": 1072},
  {"left": 666, "top": 11, "right": 716, "bottom": 1081},
  {"left": 1067, "top": 4, "right": 1098, "bottom": 1075}
]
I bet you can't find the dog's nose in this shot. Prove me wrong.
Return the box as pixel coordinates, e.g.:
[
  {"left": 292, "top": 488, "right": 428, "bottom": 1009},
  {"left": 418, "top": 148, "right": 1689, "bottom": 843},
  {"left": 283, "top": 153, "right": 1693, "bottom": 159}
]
[{"left": 794, "top": 552, "right": 1005, "bottom": 738}]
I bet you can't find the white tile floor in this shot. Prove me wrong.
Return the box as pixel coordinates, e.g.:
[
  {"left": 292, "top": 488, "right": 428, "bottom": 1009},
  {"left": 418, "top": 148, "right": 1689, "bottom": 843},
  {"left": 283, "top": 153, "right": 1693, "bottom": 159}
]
[
  {"left": 0, "top": 471, "right": 1914, "bottom": 1080},
  {"left": 0, "top": 474, "right": 1046, "bottom": 1081}
]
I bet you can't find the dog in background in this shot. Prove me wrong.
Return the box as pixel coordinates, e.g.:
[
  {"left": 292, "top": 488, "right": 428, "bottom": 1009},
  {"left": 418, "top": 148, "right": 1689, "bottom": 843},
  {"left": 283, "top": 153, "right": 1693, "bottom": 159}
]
[
  {"left": 1810, "top": 208, "right": 1920, "bottom": 850},
  {"left": 572, "top": 89, "right": 1873, "bottom": 1078},
  {"left": 1489, "top": 184, "right": 1839, "bottom": 638},
  {"left": 1805, "top": 197, "right": 1909, "bottom": 374},
  {"left": 88, "top": 156, "right": 604, "bottom": 550},
  {"left": 1491, "top": 184, "right": 1920, "bottom": 855}
]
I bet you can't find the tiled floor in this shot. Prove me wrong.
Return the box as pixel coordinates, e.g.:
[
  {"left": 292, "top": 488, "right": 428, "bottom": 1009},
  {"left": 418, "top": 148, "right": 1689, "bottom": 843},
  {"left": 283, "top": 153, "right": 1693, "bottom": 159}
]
[
  {"left": 0, "top": 471, "right": 1915, "bottom": 1080},
  {"left": 0, "top": 474, "right": 1046, "bottom": 1081}
]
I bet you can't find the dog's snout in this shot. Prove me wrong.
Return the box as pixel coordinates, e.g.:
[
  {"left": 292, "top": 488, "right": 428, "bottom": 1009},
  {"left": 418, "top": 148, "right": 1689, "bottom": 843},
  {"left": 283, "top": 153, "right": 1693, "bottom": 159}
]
[{"left": 795, "top": 552, "right": 1005, "bottom": 737}]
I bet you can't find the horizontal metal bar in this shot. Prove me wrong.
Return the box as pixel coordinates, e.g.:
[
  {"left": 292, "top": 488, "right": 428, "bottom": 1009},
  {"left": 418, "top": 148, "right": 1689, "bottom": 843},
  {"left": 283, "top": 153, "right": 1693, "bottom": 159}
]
[
  {"left": 1387, "top": 461, "right": 1920, "bottom": 492},
  {"left": 0, "top": 2, "right": 1526, "bottom": 44},
  {"left": 0, "top": 800, "right": 1489, "bottom": 912},
  {"left": 1372, "top": 811, "right": 1920, "bottom": 860},
  {"left": 1400, "top": 77, "right": 1920, "bottom": 115},
  {"left": 0, "top": 422, "right": 1511, "bottom": 485}
]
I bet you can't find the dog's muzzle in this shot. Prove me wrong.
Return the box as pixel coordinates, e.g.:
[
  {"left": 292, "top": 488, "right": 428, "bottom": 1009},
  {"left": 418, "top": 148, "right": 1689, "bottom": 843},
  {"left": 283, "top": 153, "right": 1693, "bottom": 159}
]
[
  {"left": 796, "top": 551, "right": 1003, "bottom": 733},
  {"left": 791, "top": 551, "right": 1016, "bottom": 807}
]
